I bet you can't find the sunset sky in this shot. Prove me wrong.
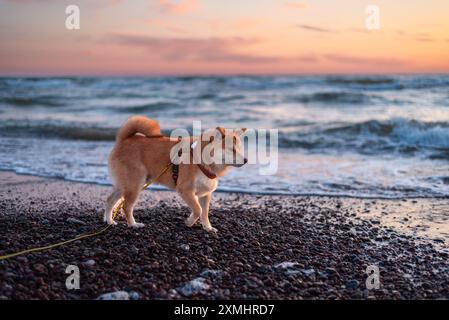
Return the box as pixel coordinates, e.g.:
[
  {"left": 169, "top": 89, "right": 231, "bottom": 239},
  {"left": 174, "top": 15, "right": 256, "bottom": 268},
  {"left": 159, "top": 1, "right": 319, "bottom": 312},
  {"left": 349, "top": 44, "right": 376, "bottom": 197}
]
[{"left": 0, "top": 0, "right": 448, "bottom": 75}]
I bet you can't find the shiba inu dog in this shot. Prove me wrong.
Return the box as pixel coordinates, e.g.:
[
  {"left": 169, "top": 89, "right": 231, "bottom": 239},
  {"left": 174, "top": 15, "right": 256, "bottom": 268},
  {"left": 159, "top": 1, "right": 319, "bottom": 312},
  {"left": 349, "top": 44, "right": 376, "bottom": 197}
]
[{"left": 104, "top": 116, "right": 247, "bottom": 233}]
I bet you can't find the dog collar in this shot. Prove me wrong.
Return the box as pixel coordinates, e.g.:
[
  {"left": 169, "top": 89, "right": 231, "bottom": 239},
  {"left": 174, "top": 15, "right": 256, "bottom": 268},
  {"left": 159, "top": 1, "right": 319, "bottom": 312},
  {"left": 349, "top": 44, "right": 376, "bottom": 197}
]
[
  {"left": 197, "top": 164, "right": 217, "bottom": 180},
  {"left": 190, "top": 139, "right": 216, "bottom": 179}
]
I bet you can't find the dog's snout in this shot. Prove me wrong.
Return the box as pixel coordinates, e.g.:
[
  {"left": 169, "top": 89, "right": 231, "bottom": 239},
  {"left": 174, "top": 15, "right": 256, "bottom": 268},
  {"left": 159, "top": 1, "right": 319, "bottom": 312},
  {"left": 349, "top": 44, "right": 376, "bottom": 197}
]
[{"left": 233, "top": 157, "right": 247, "bottom": 167}]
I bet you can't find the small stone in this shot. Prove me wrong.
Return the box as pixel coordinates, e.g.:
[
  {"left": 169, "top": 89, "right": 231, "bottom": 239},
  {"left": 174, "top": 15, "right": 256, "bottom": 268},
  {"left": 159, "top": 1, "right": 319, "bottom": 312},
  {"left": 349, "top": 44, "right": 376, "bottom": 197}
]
[
  {"left": 167, "top": 289, "right": 179, "bottom": 299},
  {"left": 301, "top": 268, "right": 316, "bottom": 278},
  {"left": 177, "top": 277, "right": 210, "bottom": 297},
  {"left": 94, "top": 248, "right": 106, "bottom": 256},
  {"left": 345, "top": 279, "right": 360, "bottom": 289},
  {"left": 199, "top": 269, "right": 224, "bottom": 279},
  {"left": 274, "top": 262, "right": 299, "bottom": 269},
  {"left": 66, "top": 217, "right": 86, "bottom": 225},
  {"left": 34, "top": 263, "right": 47, "bottom": 273},
  {"left": 97, "top": 291, "right": 130, "bottom": 300},
  {"left": 3, "top": 284, "right": 13, "bottom": 291},
  {"left": 129, "top": 245, "right": 139, "bottom": 254},
  {"left": 205, "top": 246, "right": 213, "bottom": 254},
  {"left": 83, "top": 259, "right": 96, "bottom": 267},
  {"left": 180, "top": 244, "right": 190, "bottom": 251},
  {"left": 319, "top": 267, "right": 339, "bottom": 279},
  {"left": 129, "top": 291, "right": 140, "bottom": 300},
  {"left": 17, "top": 256, "right": 28, "bottom": 263}
]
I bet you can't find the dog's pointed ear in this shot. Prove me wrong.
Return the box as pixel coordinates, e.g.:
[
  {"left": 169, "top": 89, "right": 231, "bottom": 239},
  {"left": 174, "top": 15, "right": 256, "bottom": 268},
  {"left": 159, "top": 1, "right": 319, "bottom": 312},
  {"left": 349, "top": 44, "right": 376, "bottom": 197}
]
[
  {"left": 209, "top": 127, "right": 225, "bottom": 142},
  {"left": 216, "top": 127, "right": 226, "bottom": 137},
  {"left": 235, "top": 128, "right": 247, "bottom": 136},
  {"left": 212, "top": 127, "right": 225, "bottom": 141}
]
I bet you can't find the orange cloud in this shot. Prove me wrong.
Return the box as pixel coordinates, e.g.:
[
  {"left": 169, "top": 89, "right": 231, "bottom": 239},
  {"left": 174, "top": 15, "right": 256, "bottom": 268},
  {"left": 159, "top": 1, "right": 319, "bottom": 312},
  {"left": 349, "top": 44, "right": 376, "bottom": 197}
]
[
  {"left": 155, "top": 0, "right": 199, "bottom": 14},
  {"left": 324, "top": 54, "right": 409, "bottom": 67},
  {"left": 107, "top": 34, "right": 279, "bottom": 64},
  {"left": 394, "top": 30, "right": 439, "bottom": 43},
  {"left": 416, "top": 37, "right": 433, "bottom": 42},
  {"left": 230, "top": 18, "right": 270, "bottom": 29},
  {"left": 283, "top": 1, "right": 308, "bottom": 9},
  {"left": 297, "top": 24, "right": 336, "bottom": 33}
]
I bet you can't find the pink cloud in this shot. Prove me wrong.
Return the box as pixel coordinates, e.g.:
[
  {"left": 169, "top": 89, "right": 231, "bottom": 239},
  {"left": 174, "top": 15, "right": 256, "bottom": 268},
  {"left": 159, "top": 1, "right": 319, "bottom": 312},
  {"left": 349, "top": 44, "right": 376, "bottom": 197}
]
[
  {"left": 107, "top": 34, "right": 279, "bottom": 64},
  {"left": 395, "top": 30, "right": 438, "bottom": 43},
  {"left": 284, "top": 1, "right": 308, "bottom": 9},
  {"left": 297, "top": 24, "right": 336, "bottom": 33},
  {"left": 324, "top": 54, "right": 408, "bottom": 67},
  {"left": 415, "top": 37, "right": 433, "bottom": 42},
  {"left": 230, "top": 18, "right": 271, "bottom": 29},
  {"left": 155, "top": 0, "right": 199, "bottom": 14}
]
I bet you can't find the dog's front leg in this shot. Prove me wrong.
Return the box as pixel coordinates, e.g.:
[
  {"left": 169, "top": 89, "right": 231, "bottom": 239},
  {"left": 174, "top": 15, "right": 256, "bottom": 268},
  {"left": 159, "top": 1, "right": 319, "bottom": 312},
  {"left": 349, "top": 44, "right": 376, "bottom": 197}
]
[
  {"left": 179, "top": 191, "right": 202, "bottom": 227},
  {"left": 199, "top": 193, "right": 217, "bottom": 233}
]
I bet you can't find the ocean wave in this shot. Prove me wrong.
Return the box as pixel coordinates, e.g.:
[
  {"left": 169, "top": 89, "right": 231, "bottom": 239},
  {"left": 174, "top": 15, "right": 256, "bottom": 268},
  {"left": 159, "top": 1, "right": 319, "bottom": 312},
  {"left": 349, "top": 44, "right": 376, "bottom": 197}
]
[
  {"left": 326, "top": 119, "right": 449, "bottom": 148},
  {"left": 278, "top": 119, "right": 449, "bottom": 155},
  {"left": 2, "top": 75, "right": 449, "bottom": 91},
  {"left": 324, "top": 76, "right": 404, "bottom": 91},
  {"left": 1, "top": 96, "right": 66, "bottom": 107},
  {"left": 402, "top": 76, "right": 449, "bottom": 90},
  {"left": 3, "top": 118, "right": 449, "bottom": 154},
  {"left": 292, "top": 91, "right": 371, "bottom": 104},
  {"left": 0, "top": 120, "right": 186, "bottom": 141},
  {"left": 115, "top": 101, "right": 180, "bottom": 113},
  {"left": 0, "top": 122, "right": 117, "bottom": 141},
  {"left": 326, "top": 76, "right": 395, "bottom": 85},
  {"left": 327, "top": 75, "right": 449, "bottom": 91}
]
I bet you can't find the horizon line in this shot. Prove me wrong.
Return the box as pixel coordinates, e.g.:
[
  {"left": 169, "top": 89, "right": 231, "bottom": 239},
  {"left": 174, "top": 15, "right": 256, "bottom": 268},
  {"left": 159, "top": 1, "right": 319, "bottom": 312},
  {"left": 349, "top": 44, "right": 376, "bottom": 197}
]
[{"left": 1, "top": 72, "right": 449, "bottom": 78}]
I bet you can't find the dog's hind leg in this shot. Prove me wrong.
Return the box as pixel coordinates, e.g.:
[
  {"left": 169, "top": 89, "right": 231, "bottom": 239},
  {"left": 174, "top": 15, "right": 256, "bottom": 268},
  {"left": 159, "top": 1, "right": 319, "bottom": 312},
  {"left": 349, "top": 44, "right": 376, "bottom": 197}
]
[
  {"left": 123, "top": 189, "right": 144, "bottom": 228},
  {"left": 104, "top": 187, "right": 122, "bottom": 225}
]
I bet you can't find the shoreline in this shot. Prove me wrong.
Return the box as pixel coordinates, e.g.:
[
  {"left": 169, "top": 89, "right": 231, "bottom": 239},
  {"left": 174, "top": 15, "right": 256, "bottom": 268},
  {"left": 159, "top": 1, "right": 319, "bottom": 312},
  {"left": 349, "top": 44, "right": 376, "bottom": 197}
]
[
  {"left": 3, "top": 169, "right": 449, "bottom": 201},
  {"left": 1, "top": 170, "right": 448, "bottom": 299},
  {"left": 1, "top": 169, "right": 448, "bottom": 248}
]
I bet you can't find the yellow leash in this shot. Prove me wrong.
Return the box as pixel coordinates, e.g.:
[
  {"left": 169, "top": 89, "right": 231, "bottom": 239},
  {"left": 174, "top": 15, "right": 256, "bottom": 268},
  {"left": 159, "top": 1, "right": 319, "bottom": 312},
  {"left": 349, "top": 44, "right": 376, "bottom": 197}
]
[{"left": 0, "top": 163, "right": 172, "bottom": 261}]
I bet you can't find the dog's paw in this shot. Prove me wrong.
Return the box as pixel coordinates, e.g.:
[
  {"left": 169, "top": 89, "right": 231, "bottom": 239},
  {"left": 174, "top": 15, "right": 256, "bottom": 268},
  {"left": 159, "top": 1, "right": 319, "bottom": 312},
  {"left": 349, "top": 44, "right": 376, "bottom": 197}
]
[
  {"left": 129, "top": 222, "right": 145, "bottom": 228},
  {"left": 185, "top": 217, "right": 198, "bottom": 227},
  {"left": 106, "top": 220, "right": 117, "bottom": 226},
  {"left": 203, "top": 225, "right": 218, "bottom": 233}
]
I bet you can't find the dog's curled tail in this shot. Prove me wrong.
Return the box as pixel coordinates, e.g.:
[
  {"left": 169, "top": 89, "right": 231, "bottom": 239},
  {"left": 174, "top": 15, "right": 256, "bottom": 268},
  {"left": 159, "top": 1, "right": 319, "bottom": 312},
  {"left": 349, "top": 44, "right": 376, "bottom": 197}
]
[{"left": 116, "top": 115, "right": 162, "bottom": 142}]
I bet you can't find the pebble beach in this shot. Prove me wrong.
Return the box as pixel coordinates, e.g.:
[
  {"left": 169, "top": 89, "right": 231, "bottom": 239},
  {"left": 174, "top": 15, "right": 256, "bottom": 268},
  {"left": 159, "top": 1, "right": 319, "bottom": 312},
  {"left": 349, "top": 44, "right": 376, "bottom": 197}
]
[{"left": 0, "top": 171, "right": 448, "bottom": 300}]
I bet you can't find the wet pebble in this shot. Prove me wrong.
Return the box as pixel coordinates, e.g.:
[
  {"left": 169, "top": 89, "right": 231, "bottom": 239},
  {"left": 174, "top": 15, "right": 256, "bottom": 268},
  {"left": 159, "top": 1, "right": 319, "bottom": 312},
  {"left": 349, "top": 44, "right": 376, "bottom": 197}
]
[
  {"left": 96, "top": 291, "right": 130, "bottom": 300},
  {"left": 177, "top": 277, "right": 210, "bottom": 297}
]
